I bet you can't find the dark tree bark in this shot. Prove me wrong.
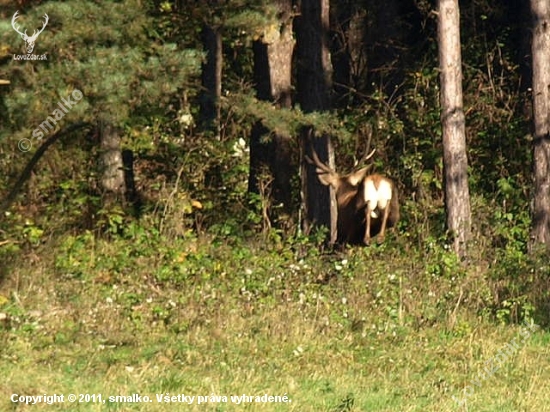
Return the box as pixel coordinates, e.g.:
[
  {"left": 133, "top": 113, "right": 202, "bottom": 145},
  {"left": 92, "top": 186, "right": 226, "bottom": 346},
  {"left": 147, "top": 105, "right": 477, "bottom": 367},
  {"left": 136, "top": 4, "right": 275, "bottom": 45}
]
[
  {"left": 296, "top": 0, "right": 337, "bottom": 244},
  {"left": 248, "top": 0, "right": 296, "bottom": 216},
  {"left": 199, "top": 23, "right": 222, "bottom": 137},
  {"left": 530, "top": 0, "right": 550, "bottom": 249},
  {"left": 122, "top": 149, "right": 141, "bottom": 216},
  {"left": 437, "top": 0, "right": 472, "bottom": 258}
]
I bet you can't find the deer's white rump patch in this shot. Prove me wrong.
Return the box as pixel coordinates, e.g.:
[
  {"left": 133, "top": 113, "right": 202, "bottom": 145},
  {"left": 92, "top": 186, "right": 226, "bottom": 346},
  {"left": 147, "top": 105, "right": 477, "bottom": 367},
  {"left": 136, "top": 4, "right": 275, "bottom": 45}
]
[{"left": 363, "top": 177, "right": 393, "bottom": 218}]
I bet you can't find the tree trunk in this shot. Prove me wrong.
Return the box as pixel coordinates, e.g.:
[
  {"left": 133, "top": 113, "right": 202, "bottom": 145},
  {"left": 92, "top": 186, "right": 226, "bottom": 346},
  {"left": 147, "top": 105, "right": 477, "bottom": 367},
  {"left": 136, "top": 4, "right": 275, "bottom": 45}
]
[
  {"left": 530, "top": 0, "right": 550, "bottom": 249},
  {"left": 248, "top": 0, "right": 296, "bottom": 216},
  {"left": 437, "top": 0, "right": 471, "bottom": 258},
  {"left": 296, "top": 0, "right": 337, "bottom": 245},
  {"left": 199, "top": 23, "right": 222, "bottom": 137},
  {"left": 99, "top": 122, "right": 126, "bottom": 200}
]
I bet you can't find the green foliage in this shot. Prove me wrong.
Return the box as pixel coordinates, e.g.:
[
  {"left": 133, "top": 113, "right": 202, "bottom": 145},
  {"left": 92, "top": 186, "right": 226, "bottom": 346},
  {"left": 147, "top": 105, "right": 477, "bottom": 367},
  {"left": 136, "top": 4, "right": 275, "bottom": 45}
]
[
  {"left": 226, "top": 92, "right": 353, "bottom": 142},
  {"left": 1, "top": 0, "right": 202, "bottom": 133},
  {"left": 223, "top": 2, "right": 280, "bottom": 36},
  {"left": 54, "top": 231, "right": 96, "bottom": 279}
]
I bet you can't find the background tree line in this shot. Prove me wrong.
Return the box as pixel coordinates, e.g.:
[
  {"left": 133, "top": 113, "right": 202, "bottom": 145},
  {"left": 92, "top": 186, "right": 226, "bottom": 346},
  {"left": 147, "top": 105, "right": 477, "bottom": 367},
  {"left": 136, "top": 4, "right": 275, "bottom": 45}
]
[{"left": 0, "top": 0, "right": 549, "bottom": 315}]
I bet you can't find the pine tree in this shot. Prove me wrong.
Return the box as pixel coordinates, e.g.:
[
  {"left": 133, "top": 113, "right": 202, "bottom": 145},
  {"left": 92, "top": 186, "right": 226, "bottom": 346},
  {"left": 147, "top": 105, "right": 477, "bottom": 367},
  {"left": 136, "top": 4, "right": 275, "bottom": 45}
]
[{"left": 1, "top": 1, "right": 201, "bottom": 206}]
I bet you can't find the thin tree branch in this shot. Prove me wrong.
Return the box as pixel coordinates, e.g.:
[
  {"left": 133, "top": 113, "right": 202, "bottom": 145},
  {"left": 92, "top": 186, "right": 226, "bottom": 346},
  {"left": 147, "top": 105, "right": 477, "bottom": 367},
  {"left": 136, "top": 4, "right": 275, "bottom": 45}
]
[{"left": 0, "top": 122, "right": 91, "bottom": 216}]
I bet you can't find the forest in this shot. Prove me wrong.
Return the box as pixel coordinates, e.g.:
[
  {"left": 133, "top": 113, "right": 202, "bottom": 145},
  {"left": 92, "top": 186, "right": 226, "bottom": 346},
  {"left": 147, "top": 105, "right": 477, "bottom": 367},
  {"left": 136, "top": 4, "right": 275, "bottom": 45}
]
[{"left": 0, "top": 0, "right": 549, "bottom": 411}]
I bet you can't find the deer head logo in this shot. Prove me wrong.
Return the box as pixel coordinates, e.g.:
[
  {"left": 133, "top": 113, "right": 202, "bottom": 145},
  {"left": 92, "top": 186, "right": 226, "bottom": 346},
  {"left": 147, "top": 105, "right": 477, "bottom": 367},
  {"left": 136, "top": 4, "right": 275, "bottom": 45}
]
[{"left": 11, "top": 11, "right": 49, "bottom": 54}]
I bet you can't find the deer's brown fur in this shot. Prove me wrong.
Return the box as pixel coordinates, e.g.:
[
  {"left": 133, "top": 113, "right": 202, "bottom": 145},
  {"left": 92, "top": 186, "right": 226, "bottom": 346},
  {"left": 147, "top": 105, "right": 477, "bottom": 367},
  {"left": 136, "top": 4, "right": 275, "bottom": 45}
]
[{"left": 306, "top": 150, "right": 399, "bottom": 245}]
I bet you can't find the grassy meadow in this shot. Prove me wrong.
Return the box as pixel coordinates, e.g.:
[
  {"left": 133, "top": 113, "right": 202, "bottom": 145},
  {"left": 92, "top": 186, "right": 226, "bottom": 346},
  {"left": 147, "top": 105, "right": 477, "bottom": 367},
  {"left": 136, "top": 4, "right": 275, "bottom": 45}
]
[{"left": 1, "top": 226, "right": 549, "bottom": 412}]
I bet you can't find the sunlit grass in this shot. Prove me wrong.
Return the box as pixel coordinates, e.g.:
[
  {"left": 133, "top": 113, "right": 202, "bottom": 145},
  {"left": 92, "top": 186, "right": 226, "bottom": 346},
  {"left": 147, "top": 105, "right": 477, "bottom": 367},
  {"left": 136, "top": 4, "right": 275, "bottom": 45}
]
[{"left": 1, "top": 233, "right": 549, "bottom": 411}]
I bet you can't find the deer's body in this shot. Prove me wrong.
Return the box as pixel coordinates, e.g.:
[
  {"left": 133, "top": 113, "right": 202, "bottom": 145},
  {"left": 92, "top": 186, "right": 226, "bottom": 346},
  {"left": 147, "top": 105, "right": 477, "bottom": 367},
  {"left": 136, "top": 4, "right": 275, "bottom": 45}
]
[{"left": 307, "top": 150, "right": 399, "bottom": 245}]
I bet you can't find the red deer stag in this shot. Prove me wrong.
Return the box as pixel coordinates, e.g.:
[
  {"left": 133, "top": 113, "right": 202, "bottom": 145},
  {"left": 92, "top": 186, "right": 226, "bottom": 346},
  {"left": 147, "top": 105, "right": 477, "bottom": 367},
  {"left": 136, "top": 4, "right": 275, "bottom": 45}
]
[{"left": 306, "top": 147, "right": 399, "bottom": 245}]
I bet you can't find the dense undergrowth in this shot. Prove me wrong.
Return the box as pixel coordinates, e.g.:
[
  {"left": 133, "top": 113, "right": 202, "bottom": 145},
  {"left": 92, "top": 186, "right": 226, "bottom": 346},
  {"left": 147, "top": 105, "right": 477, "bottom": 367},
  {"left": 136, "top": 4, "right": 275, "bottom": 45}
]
[
  {"left": 1, "top": 205, "right": 550, "bottom": 411},
  {"left": 1, "top": 185, "right": 548, "bottom": 335}
]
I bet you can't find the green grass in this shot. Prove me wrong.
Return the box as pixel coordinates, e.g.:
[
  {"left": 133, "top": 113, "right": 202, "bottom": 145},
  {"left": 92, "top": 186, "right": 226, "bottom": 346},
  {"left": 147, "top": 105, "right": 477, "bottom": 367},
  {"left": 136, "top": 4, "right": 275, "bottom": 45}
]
[{"left": 1, "top": 232, "right": 549, "bottom": 411}]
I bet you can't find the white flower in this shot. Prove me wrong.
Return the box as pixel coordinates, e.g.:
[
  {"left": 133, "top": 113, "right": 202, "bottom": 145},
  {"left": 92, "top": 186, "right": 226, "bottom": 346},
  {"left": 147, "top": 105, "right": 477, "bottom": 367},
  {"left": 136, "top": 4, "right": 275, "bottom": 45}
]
[
  {"left": 232, "top": 138, "right": 249, "bottom": 157},
  {"left": 178, "top": 112, "right": 194, "bottom": 128}
]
